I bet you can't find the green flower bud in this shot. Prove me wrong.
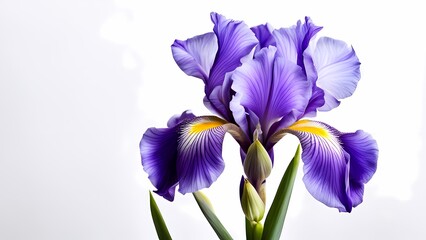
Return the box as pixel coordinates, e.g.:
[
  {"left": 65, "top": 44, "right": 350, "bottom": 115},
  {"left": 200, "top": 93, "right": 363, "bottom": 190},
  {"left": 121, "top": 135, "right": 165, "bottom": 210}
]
[
  {"left": 244, "top": 139, "right": 272, "bottom": 181},
  {"left": 241, "top": 179, "right": 265, "bottom": 223},
  {"left": 243, "top": 126, "right": 272, "bottom": 200}
]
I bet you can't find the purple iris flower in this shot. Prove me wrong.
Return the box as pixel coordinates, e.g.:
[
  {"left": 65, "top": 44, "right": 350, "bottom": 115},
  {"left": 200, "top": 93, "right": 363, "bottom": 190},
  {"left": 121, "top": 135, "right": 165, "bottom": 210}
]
[{"left": 140, "top": 12, "right": 378, "bottom": 212}]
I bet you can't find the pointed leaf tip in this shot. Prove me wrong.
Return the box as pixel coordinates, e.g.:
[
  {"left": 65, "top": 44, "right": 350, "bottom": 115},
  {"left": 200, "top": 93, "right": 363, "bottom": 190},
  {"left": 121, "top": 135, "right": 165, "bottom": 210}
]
[
  {"left": 149, "top": 191, "right": 172, "bottom": 240},
  {"left": 193, "top": 191, "right": 233, "bottom": 240},
  {"left": 261, "top": 144, "right": 300, "bottom": 240}
]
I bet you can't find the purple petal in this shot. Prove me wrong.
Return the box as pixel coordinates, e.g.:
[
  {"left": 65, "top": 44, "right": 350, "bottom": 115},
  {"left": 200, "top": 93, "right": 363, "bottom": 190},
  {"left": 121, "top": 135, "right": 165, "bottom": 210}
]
[
  {"left": 285, "top": 120, "right": 377, "bottom": 212},
  {"left": 230, "top": 46, "right": 309, "bottom": 138},
  {"left": 207, "top": 12, "right": 258, "bottom": 95},
  {"left": 286, "top": 120, "right": 351, "bottom": 212},
  {"left": 230, "top": 95, "right": 262, "bottom": 146},
  {"left": 204, "top": 86, "right": 230, "bottom": 119},
  {"left": 273, "top": 17, "right": 322, "bottom": 68},
  {"left": 251, "top": 23, "right": 275, "bottom": 53},
  {"left": 166, "top": 110, "right": 197, "bottom": 128},
  {"left": 303, "top": 86, "right": 325, "bottom": 117},
  {"left": 203, "top": 71, "right": 235, "bottom": 120},
  {"left": 171, "top": 32, "right": 218, "bottom": 83},
  {"left": 301, "top": 53, "right": 325, "bottom": 117},
  {"left": 141, "top": 112, "right": 232, "bottom": 200},
  {"left": 140, "top": 111, "right": 196, "bottom": 201},
  {"left": 321, "top": 90, "right": 341, "bottom": 110},
  {"left": 271, "top": 17, "right": 324, "bottom": 117},
  {"left": 172, "top": 13, "right": 258, "bottom": 121},
  {"left": 307, "top": 37, "right": 361, "bottom": 111},
  {"left": 340, "top": 130, "right": 378, "bottom": 206},
  {"left": 141, "top": 128, "right": 178, "bottom": 201},
  {"left": 176, "top": 116, "right": 229, "bottom": 194}
]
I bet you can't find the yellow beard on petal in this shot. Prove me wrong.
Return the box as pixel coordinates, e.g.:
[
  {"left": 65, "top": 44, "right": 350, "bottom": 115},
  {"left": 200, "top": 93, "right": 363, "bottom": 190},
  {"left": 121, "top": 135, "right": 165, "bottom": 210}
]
[
  {"left": 288, "top": 119, "right": 330, "bottom": 138},
  {"left": 189, "top": 118, "right": 226, "bottom": 134}
]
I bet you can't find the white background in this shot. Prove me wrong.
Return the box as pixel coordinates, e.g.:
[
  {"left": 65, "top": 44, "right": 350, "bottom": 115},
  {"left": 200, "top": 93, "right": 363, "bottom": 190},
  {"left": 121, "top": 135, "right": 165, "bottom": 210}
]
[{"left": 1, "top": 0, "right": 425, "bottom": 239}]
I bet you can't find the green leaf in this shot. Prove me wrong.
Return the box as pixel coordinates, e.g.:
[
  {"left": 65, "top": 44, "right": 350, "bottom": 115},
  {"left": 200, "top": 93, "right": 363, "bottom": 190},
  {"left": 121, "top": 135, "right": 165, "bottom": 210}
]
[
  {"left": 149, "top": 191, "right": 172, "bottom": 240},
  {"left": 193, "top": 191, "right": 233, "bottom": 240},
  {"left": 261, "top": 144, "right": 301, "bottom": 240}
]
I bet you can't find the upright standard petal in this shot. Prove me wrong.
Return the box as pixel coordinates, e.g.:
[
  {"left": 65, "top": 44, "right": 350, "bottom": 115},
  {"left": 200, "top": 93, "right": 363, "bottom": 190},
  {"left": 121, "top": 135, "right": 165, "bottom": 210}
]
[
  {"left": 273, "top": 17, "right": 324, "bottom": 117},
  {"left": 251, "top": 23, "right": 275, "bottom": 53},
  {"left": 171, "top": 32, "right": 218, "bottom": 83},
  {"left": 208, "top": 12, "right": 258, "bottom": 95},
  {"left": 271, "top": 120, "right": 378, "bottom": 212},
  {"left": 172, "top": 12, "right": 258, "bottom": 121},
  {"left": 202, "top": 12, "right": 258, "bottom": 121},
  {"left": 231, "top": 46, "right": 309, "bottom": 140},
  {"left": 305, "top": 37, "right": 361, "bottom": 111},
  {"left": 273, "top": 17, "right": 322, "bottom": 69},
  {"left": 140, "top": 111, "right": 196, "bottom": 201}
]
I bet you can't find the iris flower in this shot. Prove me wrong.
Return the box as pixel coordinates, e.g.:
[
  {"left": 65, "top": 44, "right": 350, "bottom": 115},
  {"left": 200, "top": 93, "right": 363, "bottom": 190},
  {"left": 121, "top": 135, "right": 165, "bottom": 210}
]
[{"left": 140, "top": 12, "right": 378, "bottom": 213}]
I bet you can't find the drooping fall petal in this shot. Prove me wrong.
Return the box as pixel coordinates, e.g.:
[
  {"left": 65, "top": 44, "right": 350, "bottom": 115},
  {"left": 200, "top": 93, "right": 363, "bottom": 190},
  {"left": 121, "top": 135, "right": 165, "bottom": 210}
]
[
  {"left": 340, "top": 130, "right": 378, "bottom": 206},
  {"left": 141, "top": 112, "right": 248, "bottom": 201},
  {"left": 140, "top": 111, "right": 195, "bottom": 201},
  {"left": 271, "top": 120, "right": 378, "bottom": 212},
  {"left": 176, "top": 116, "right": 229, "bottom": 194}
]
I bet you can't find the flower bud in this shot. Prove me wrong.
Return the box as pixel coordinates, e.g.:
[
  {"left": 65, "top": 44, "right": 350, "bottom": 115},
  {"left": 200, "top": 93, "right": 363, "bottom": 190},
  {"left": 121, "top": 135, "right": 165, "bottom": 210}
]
[
  {"left": 244, "top": 139, "right": 272, "bottom": 180},
  {"left": 243, "top": 128, "right": 272, "bottom": 198},
  {"left": 241, "top": 179, "right": 265, "bottom": 223}
]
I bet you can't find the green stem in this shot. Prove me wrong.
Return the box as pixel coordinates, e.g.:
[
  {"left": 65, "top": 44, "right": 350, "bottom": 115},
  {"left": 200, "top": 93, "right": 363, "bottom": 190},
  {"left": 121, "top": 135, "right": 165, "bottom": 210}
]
[
  {"left": 245, "top": 219, "right": 263, "bottom": 240},
  {"left": 252, "top": 222, "right": 263, "bottom": 240},
  {"left": 245, "top": 218, "right": 253, "bottom": 240}
]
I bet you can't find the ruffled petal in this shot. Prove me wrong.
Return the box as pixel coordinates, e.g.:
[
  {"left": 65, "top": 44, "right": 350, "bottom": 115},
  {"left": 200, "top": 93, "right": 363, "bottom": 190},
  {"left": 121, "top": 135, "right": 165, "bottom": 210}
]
[
  {"left": 307, "top": 37, "right": 361, "bottom": 111},
  {"left": 141, "top": 112, "right": 246, "bottom": 200},
  {"left": 300, "top": 52, "right": 325, "bottom": 117},
  {"left": 285, "top": 120, "right": 351, "bottom": 212},
  {"left": 140, "top": 111, "right": 196, "bottom": 201},
  {"left": 166, "top": 110, "right": 198, "bottom": 128},
  {"left": 231, "top": 46, "right": 309, "bottom": 138},
  {"left": 303, "top": 85, "right": 325, "bottom": 117},
  {"left": 229, "top": 92, "right": 251, "bottom": 140},
  {"left": 279, "top": 120, "right": 377, "bottom": 212},
  {"left": 171, "top": 32, "right": 218, "bottom": 82},
  {"left": 173, "top": 13, "right": 258, "bottom": 121},
  {"left": 340, "top": 130, "right": 378, "bottom": 206},
  {"left": 207, "top": 12, "right": 258, "bottom": 95},
  {"left": 271, "top": 17, "right": 324, "bottom": 117},
  {"left": 176, "top": 116, "right": 229, "bottom": 194},
  {"left": 273, "top": 17, "right": 322, "bottom": 68},
  {"left": 203, "top": 71, "right": 235, "bottom": 121},
  {"left": 204, "top": 85, "right": 231, "bottom": 119},
  {"left": 251, "top": 23, "right": 275, "bottom": 53}
]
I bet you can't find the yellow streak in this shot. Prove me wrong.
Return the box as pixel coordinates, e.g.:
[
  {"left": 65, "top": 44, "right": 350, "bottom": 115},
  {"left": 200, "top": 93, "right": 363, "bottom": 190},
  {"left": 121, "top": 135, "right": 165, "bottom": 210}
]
[
  {"left": 288, "top": 120, "right": 329, "bottom": 138},
  {"left": 189, "top": 119, "right": 225, "bottom": 134}
]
